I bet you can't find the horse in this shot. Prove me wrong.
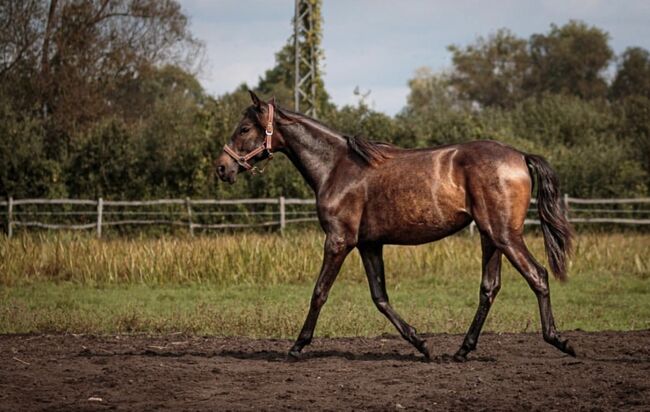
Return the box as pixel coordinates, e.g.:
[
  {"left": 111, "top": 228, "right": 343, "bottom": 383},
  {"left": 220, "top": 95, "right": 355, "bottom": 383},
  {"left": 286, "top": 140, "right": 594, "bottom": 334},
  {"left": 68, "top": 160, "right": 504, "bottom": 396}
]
[{"left": 215, "top": 91, "right": 576, "bottom": 361}]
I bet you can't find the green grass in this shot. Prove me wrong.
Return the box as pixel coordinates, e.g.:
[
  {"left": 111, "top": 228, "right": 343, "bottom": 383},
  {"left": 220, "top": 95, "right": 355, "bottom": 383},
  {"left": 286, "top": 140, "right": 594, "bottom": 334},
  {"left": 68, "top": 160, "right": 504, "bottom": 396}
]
[{"left": 0, "top": 231, "right": 648, "bottom": 336}]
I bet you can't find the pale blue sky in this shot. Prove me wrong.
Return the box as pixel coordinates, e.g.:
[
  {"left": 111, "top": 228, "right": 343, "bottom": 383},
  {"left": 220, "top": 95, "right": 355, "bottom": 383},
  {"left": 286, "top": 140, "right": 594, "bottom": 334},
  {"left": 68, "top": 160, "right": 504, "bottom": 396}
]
[{"left": 181, "top": 0, "right": 650, "bottom": 115}]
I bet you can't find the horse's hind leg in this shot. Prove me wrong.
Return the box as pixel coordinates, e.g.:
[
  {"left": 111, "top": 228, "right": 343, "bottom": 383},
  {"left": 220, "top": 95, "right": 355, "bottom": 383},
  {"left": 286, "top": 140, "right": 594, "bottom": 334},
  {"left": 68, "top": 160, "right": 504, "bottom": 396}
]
[
  {"left": 499, "top": 235, "right": 576, "bottom": 357},
  {"left": 359, "top": 243, "right": 430, "bottom": 359},
  {"left": 454, "top": 233, "right": 502, "bottom": 361}
]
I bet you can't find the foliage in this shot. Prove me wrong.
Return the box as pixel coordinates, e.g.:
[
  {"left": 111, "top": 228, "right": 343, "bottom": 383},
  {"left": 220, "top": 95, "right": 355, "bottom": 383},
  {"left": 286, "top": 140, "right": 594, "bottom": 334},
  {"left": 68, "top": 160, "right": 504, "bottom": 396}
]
[
  {"left": 0, "top": 93, "right": 65, "bottom": 198},
  {"left": 616, "top": 96, "right": 650, "bottom": 191},
  {"left": 610, "top": 47, "right": 650, "bottom": 100},
  {"left": 527, "top": 21, "right": 613, "bottom": 99},
  {"left": 0, "top": 7, "right": 649, "bottom": 201},
  {"left": 448, "top": 21, "right": 614, "bottom": 108},
  {"left": 448, "top": 29, "right": 530, "bottom": 108}
]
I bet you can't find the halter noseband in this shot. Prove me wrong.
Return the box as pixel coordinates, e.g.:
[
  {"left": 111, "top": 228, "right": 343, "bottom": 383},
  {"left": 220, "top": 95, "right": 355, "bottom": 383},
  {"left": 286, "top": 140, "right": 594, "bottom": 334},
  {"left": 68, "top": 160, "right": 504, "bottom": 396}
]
[{"left": 223, "top": 104, "right": 274, "bottom": 174}]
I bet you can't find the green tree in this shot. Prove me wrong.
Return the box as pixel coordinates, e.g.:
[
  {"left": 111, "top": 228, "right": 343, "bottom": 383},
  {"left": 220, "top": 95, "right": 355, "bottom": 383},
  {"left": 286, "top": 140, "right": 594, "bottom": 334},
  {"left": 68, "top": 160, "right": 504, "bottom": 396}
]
[
  {"left": 616, "top": 96, "right": 650, "bottom": 191},
  {"left": 403, "top": 68, "right": 465, "bottom": 115},
  {"left": 610, "top": 47, "right": 650, "bottom": 100},
  {"left": 527, "top": 21, "right": 613, "bottom": 99},
  {"left": 448, "top": 29, "right": 530, "bottom": 108},
  {"left": 0, "top": 93, "right": 65, "bottom": 198},
  {"left": 66, "top": 119, "right": 142, "bottom": 198}
]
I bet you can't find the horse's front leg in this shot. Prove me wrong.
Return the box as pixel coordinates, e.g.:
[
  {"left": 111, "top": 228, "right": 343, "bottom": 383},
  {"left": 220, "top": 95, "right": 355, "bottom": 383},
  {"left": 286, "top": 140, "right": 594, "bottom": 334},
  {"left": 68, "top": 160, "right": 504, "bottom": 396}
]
[{"left": 289, "top": 234, "right": 352, "bottom": 358}]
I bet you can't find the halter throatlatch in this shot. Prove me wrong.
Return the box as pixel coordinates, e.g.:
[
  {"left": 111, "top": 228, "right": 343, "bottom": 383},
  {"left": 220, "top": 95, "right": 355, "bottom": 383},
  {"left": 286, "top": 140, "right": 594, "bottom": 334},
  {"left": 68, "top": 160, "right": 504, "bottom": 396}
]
[{"left": 223, "top": 104, "right": 274, "bottom": 174}]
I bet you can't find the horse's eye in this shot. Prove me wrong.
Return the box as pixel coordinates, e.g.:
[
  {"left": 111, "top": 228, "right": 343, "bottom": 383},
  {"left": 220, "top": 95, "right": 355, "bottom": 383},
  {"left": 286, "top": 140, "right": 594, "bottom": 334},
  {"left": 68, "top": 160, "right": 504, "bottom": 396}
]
[{"left": 239, "top": 126, "right": 250, "bottom": 134}]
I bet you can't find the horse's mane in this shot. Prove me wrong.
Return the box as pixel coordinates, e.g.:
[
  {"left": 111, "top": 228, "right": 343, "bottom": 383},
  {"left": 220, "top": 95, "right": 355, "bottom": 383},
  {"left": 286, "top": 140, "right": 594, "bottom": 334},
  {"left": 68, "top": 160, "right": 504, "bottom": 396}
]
[
  {"left": 267, "top": 105, "right": 393, "bottom": 167},
  {"left": 345, "top": 135, "right": 393, "bottom": 167}
]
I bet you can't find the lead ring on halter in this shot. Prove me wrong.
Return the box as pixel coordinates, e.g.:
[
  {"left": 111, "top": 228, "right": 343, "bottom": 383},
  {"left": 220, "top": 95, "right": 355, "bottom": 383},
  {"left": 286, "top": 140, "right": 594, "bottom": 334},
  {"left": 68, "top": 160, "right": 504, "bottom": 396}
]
[{"left": 223, "top": 104, "right": 275, "bottom": 174}]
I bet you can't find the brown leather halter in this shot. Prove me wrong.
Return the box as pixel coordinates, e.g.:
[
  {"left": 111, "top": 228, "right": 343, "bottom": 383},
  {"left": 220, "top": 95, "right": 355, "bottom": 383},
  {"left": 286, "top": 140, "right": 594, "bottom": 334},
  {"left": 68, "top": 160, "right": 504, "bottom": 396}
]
[{"left": 223, "top": 104, "right": 274, "bottom": 173}]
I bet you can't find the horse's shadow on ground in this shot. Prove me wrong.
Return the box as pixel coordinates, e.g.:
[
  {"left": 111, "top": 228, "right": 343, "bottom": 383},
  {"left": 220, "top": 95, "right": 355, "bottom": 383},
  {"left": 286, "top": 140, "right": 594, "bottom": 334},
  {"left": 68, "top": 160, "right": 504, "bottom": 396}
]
[{"left": 79, "top": 348, "right": 496, "bottom": 363}]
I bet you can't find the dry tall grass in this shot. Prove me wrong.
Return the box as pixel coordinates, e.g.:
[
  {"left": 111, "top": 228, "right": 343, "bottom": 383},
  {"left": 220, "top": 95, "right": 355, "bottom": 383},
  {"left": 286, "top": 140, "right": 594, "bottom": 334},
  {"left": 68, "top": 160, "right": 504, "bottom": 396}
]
[{"left": 1, "top": 231, "right": 648, "bottom": 286}]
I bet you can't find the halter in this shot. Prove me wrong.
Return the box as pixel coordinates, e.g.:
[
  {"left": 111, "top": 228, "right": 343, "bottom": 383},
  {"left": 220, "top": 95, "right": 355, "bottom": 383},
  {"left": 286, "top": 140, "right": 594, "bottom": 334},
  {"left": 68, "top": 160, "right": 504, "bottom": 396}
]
[{"left": 223, "top": 104, "right": 275, "bottom": 174}]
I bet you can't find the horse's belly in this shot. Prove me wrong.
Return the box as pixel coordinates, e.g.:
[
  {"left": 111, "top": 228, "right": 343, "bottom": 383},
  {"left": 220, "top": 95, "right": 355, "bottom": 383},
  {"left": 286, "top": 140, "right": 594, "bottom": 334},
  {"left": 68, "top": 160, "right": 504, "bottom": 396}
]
[
  {"left": 363, "top": 211, "right": 471, "bottom": 244},
  {"left": 360, "top": 186, "right": 471, "bottom": 244}
]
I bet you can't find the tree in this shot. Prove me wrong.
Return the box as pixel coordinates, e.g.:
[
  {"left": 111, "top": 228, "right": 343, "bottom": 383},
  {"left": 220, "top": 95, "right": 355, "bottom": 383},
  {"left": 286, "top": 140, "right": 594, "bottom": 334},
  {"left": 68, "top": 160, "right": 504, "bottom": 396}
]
[
  {"left": 448, "top": 29, "right": 530, "bottom": 108},
  {"left": 610, "top": 47, "right": 650, "bottom": 100},
  {"left": 404, "top": 67, "right": 466, "bottom": 115},
  {"left": 616, "top": 96, "right": 650, "bottom": 191},
  {"left": 0, "top": 0, "right": 202, "bottom": 136},
  {"left": 0, "top": 0, "right": 208, "bottom": 198},
  {"left": 527, "top": 21, "right": 613, "bottom": 99}
]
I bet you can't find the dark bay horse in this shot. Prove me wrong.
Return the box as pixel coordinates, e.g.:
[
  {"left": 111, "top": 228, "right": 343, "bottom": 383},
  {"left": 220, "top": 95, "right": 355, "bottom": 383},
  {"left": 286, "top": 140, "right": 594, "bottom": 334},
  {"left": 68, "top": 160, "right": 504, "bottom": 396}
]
[{"left": 216, "top": 91, "right": 576, "bottom": 361}]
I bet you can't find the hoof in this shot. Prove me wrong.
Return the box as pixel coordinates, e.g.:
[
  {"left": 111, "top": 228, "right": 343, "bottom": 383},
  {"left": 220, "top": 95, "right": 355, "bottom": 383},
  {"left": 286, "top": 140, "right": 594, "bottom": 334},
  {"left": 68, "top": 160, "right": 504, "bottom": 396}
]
[
  {"left": 562, "top": 340, "right": 577, "bottom": 357},
  {"left": 452, "top": 352, "right": 468, "bottom": 363},
  {"left": 287, "top": 349, "right": 302, "bottom": 361},
  {"left": 414, "top": 339, "right": 431, "bottom": 360},
  {"left": 419, "top": 343, "right": 432, "bottom": 360},
  {"left": 452, "top": 346, "right": 470, "bottom": 362}
]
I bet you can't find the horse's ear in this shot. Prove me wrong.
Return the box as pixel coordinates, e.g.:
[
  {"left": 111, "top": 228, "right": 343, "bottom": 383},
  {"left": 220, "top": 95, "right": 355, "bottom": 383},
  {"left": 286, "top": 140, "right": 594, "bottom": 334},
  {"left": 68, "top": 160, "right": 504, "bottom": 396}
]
[
  {"left": 268, "top": 96, "right": 276, "bottom": 107},
  {"left": 248, "top": 90, "right": 261, "bottom": 108}
]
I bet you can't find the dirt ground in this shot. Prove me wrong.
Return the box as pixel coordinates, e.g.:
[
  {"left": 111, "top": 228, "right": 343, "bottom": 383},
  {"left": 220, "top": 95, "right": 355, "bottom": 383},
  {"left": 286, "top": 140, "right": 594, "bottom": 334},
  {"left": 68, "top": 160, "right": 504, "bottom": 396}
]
[{"left": 1, "top": 331, "right": 649, "bottom": 411}]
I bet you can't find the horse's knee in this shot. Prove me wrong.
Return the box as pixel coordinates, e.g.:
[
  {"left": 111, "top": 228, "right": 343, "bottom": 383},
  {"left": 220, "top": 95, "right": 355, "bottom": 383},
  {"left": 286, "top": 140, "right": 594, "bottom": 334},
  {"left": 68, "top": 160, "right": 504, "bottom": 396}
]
[
  {"left": 325, "top": 234, "right": 352, "bottom": 256},
  {"left": 480, "top": 282, "right": 501, "bottom": 302}
]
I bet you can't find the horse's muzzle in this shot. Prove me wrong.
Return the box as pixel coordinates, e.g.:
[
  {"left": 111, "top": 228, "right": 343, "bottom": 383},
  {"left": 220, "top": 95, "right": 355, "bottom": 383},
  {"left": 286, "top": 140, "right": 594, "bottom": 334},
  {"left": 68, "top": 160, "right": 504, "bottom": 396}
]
[{"left": 215, "top": 154, "right": 238, "bottom": 184}]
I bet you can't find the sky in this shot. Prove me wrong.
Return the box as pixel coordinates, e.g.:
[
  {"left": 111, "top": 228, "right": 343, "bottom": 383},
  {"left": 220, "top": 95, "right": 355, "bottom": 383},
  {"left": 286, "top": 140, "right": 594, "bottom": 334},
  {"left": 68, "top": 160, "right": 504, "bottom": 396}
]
[{"left": 181, "top": 0, "right": 650, "bottom": 115}]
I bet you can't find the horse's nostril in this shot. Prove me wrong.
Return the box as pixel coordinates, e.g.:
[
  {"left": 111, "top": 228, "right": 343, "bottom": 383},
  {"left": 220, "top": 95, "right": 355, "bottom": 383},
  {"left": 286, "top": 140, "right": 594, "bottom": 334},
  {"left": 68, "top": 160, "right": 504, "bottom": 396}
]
[{"left": 217, "top": 165, "right": 226, "bottom": 176}]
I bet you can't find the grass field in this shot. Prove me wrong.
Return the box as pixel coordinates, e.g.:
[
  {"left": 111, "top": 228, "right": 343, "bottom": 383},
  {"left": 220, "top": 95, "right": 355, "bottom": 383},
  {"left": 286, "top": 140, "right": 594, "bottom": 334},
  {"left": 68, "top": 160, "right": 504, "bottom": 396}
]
[{"left": 1, "top": 230, "right": 648, "bottom": 337}]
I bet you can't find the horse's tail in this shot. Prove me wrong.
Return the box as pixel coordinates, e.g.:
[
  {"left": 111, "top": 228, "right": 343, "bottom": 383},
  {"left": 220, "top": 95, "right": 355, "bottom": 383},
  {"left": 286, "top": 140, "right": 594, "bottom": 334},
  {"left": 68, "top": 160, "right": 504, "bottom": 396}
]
[{"left": 525, "top": 154, "right": 574, "bottom": 281}]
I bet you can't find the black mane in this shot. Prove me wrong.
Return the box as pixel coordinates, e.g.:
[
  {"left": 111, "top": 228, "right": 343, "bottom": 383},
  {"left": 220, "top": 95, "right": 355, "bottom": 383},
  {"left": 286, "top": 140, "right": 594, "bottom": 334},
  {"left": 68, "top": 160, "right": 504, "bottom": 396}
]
[{"left": 345, "top": 135, "right": 393, "bottom": 166}]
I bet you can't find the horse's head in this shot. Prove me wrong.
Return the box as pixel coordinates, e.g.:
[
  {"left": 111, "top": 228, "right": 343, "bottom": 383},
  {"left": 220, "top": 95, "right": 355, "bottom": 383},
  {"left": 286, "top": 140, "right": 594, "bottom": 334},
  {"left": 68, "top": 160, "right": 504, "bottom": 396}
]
[{"left": 215, "top": 91, "right": 279, "bottom": 184}]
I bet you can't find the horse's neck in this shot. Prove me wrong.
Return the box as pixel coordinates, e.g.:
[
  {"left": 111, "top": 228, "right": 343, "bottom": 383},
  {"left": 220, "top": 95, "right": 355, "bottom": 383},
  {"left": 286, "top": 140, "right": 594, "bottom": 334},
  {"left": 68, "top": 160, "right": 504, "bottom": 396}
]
[{"left": 280, "top": 118, "right": 347, "bottom": 193}]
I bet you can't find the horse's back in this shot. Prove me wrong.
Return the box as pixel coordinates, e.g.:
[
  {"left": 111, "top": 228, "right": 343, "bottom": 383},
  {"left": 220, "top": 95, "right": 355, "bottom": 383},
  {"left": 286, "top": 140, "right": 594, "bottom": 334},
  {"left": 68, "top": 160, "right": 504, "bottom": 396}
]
[{"left": 357, "top": 140, "right": 531, "bottom": 244}]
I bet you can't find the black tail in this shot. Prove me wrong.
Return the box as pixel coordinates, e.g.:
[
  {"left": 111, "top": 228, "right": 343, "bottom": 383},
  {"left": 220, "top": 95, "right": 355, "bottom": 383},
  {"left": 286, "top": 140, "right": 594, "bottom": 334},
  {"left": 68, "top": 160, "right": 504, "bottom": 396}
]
[{"left": 525, "top": 154, "right": 574, "bottom": 281}]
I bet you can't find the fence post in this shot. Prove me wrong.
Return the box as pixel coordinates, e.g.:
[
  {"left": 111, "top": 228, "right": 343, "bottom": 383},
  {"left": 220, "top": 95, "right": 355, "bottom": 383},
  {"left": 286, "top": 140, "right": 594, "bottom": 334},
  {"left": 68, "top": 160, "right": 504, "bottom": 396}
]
[
  {"left": 563, "top": 193, "right": 569, "bottom": 219},
  {"left": 96, "top": 197, "right": 103, "bottom": 238},
  {"left": 279, "top": 196, "right": 286, "bottom": 233},
  {"left": 186, "top": 197, "right": 194, "bottom": 237},
  {"left": 7, "top": 197, "right": 13, "bottom": 238}
]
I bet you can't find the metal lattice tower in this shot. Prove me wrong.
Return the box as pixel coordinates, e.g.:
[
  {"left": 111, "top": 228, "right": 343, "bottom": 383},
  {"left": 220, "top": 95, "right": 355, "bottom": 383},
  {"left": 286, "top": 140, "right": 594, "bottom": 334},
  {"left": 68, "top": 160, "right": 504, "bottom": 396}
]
[{"left": 293, "top": 0, "right": 318, "bottom": 117}]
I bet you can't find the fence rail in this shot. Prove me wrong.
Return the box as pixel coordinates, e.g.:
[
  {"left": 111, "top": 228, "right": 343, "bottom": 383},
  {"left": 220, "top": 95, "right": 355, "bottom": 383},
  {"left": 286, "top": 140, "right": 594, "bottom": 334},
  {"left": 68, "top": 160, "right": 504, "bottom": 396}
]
[{"left": 1, "top": 196, "right": 649, "bottom": 238}]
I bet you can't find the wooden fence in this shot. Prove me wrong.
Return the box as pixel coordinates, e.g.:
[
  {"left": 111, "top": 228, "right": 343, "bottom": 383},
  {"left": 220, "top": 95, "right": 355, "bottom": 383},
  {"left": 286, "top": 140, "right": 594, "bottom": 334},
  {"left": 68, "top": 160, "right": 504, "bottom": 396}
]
[{"left": 1, "top": 196, "right": 649, "bottom": 238}]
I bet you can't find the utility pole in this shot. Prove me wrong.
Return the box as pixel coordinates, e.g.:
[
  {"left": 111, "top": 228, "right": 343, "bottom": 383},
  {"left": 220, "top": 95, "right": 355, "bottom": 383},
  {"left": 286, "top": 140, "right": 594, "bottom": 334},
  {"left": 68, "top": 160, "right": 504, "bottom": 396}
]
[{"left": 293, "top": 0, "right": 320, "bottom": 117}]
